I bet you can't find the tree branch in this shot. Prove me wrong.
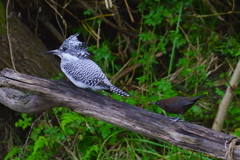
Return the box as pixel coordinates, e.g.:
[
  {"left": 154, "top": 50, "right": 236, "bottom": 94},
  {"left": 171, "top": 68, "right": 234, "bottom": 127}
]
[
  {"left": 0, "top": 68, "right": 240, "bottom": 159},
  {"left": 212, "top": 59, "right": 240, "bottom": 131}
]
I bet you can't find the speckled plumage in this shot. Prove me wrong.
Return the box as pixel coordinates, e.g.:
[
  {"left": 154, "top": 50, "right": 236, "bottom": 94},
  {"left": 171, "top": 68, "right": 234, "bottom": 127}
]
[
  {"left": 45, "top": 33, "right": 129, "bottom": 97},
  {"left": 59, "top": 33, "right": 89, "bottom": 58}
]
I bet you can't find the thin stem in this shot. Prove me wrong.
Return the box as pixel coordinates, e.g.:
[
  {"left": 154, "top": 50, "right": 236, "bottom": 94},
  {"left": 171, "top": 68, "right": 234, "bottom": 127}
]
[{"left": 167, "top": 2, "right": 183, "bottom": 79}]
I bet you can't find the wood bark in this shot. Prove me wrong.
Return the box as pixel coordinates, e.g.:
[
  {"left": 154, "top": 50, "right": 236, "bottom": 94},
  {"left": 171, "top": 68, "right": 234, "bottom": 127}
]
[
  {"left": 0, "top": 68, "right": 240, "bottom": 159},
  {"left": 0, "top": 15, "right": 60, "bottom": 78},
  {"left": 0, "top": 12, "right": 62, "bottom": 157}
]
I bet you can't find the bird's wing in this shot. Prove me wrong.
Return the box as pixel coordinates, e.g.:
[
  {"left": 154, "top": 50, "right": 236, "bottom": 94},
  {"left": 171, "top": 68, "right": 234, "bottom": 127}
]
[
  {"left": 61, "top": 59, "right": 107, "bottom": 86},
  {"left": 165, "top": 100, "right": 194, "bottom": 109}
]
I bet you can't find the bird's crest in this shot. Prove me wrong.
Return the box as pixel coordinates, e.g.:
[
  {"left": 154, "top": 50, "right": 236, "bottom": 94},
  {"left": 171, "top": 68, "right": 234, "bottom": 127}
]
[{"left": 59, "top": 33, "right": 90, "bottom": 58}]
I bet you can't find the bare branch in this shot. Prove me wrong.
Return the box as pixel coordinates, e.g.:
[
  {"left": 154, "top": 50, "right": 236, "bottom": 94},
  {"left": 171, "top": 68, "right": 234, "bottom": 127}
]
[
  {"left": 0, "top": 87, "right": 53, "bottom": 113},
  {"left": 0, "top": 68, "right": 240, "bottom": 159},
  {"left": 212, "top": 59, "right": 240, "bottom": 131}
]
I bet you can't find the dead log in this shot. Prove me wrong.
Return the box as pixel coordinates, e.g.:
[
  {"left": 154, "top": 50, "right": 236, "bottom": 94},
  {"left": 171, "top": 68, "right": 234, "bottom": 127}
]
[
  {"left": 0, "top": 68, "right": 240, "bottom": 159},
  {"left": 0, "top": 16, "right": 60, "bottom": 77}
]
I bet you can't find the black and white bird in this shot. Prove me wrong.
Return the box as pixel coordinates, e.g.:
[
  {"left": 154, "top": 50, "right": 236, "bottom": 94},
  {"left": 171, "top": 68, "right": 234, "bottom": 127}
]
[{"left": 45, "top": 33, "right": 129, "bottom": 97}]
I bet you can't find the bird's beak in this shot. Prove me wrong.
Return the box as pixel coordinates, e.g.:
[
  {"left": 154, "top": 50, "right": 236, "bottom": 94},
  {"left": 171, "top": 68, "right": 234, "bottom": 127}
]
[
  {"left": 44, "top": 49, "right": 60, "bottom": 54},
  {"left": 151, "top": 102, "right": 156, "bottom": 105}
]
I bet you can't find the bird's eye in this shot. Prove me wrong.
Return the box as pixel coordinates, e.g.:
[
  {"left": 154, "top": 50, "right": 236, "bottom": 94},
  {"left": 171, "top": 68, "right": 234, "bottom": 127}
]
[{"left": 62, "top": 47, "right": 67, "bottom": 51}]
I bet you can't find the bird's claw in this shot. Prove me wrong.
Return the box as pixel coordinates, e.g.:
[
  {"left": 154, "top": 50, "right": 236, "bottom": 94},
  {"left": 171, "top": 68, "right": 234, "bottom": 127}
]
[{"left": 166, "top": 115, "right": 183, "bottom": 123}]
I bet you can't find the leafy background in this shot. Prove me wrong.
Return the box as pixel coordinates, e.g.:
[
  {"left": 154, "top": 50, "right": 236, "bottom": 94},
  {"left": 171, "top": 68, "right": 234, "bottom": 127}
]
[{"left": 3, "top": 0, "right": 240, "bottom": 159}]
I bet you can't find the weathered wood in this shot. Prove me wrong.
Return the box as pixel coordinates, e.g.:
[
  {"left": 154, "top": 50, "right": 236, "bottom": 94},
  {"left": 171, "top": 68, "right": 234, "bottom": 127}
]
[
  {"left": 0, "top": 16, "right": 60, "bottom": 78},
  {"left": 0, "top": 68, "right": 240, "bottom": 159}
]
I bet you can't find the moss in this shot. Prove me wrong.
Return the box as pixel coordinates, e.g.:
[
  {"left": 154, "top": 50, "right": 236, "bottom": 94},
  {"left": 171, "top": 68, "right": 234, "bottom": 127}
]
[{"left": 0, "top": 1, "right": 6, "bottom": 34}]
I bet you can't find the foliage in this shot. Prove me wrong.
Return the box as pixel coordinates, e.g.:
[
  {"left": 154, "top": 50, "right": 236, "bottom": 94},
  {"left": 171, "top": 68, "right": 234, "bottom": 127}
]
[
  {"left": 15, "top": 113, "right": 32, "bottom": 130},
  {"left": 5, "top": 0, "right": 240, "bottom": 159}
]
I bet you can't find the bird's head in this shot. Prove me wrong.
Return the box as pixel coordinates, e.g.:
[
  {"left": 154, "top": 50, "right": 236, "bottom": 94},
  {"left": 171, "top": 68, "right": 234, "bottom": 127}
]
[
  {"left": 152, "top": 100, "right": 167, "bottom": 111},
  {"left": 152, "top": 100, "right": 163, "bottom": 107},
  {"left": 45, "top": 33, "right": 90, "bottom": 59}
]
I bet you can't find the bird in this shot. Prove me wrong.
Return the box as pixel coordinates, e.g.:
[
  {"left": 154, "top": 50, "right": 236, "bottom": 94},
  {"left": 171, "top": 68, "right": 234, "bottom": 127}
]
[
  {"left": 153, "top": 95, "right": 206, "bottom": 122},
  {"left": 45, "top": 33, "right": 129, "bottom": 97}
]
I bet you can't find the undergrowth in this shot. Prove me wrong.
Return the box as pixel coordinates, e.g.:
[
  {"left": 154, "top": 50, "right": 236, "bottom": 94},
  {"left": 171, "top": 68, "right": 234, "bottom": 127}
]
[{"left": 5, "top": 0, "right": 240, "bottom": 159}]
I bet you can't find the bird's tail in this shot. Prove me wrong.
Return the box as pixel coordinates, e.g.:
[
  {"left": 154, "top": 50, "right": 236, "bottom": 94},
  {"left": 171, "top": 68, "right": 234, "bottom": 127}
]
[
  {"left": 194, "top": 94, "right": 207, "bottom": 101},
  {"left": 110, "top": 85, "right": 129, "bottom": 97},
  {"left": 197, "top": 94, "right": 207, "bottom": 99}
]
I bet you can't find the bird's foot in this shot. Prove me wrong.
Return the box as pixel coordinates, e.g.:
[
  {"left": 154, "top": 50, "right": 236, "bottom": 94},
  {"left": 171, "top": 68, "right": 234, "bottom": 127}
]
[
  {"left": 168, "top": 117, "right": 182, "bottom": 123},
  {"left": 166, "top": 114, "right": 183, "bottom": 123}
]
